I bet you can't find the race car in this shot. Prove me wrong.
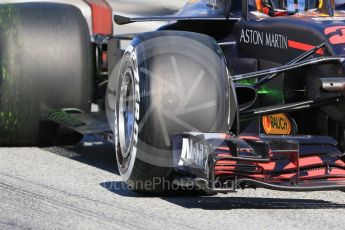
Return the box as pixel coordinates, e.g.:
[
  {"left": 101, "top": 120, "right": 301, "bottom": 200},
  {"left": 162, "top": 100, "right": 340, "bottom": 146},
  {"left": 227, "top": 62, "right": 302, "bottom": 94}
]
[{"left": 2, "top": 0, "right": 345, "bottom": 195}]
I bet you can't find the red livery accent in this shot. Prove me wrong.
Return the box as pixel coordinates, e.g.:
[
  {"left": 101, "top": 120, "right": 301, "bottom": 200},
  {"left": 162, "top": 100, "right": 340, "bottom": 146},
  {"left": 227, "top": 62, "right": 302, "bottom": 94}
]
[
  {"left": 217, "top": 146, "right": 231, "bottom": 151},
  {"left": 283, "top": 162, "right": 296, "bottom": 170},
  {"left": 288, "top": 40, "right": 324, "bottom": 55},
  {"left": 335, "top": 160, "right": 345, "bottom": 166},
  {"left": 299, "top": 156, "right": 323, "bottom": 167},
  {"left": 257, "top": 162, "right": 276, "bottom": 171},
  {"left": 239, "top": 136, "right": 261, "bottom": 141},
  {"left": 83, "top": 0, "right": 113, "bottom": 35},
  {"left": 213, "top": 135, "right": 345, "bottom": 186}
]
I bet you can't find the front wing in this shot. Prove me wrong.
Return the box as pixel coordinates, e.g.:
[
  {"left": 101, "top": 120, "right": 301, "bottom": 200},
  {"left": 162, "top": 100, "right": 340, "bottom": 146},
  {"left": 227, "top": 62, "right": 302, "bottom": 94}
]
[{"left": 172, "top": 133, "right": 345, "bottom": 193}]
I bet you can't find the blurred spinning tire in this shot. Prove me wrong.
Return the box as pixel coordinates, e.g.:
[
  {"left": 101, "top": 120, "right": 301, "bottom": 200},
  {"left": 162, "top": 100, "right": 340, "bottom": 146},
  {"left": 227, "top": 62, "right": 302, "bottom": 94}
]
[{"left": 0, "top": 3, "right": 93, "bottom": 146}]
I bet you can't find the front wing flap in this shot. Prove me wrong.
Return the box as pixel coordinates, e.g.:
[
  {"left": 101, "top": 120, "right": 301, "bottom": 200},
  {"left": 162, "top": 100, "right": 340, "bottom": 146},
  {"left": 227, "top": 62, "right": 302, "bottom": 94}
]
[{"left": 172, "top": 132, "right": 345, "bottom": 193}]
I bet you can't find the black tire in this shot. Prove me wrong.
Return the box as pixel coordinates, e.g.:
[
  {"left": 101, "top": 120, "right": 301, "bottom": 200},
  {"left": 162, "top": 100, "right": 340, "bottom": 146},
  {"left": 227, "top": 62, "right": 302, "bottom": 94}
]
[
  {"left": 0, "top": 3, "right": 92, "bottom": 146},
  {"left": 113, "top": 31, "right": 237, "bottom": 194}
]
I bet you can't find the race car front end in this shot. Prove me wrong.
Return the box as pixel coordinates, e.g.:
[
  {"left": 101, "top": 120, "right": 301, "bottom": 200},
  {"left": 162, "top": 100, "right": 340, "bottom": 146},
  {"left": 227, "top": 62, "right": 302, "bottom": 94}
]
[{"left": 172, "top": 132, "right": 345, "bottom": 193}]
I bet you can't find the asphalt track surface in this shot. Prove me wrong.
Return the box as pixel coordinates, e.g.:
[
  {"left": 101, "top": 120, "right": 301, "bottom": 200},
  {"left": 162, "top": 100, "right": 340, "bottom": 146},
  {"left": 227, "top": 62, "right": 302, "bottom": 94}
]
[
  {"left": 2, "top": 1, "right": 345, "bottom": 229},
  {"left": 1, "top": 137, "right": 345, "bottom": 230}
]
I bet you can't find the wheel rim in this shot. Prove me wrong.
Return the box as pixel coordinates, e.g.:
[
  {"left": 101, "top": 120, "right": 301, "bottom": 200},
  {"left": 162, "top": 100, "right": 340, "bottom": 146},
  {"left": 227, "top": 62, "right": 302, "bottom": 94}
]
[{"left": 118, "top": 69, "right": 135, "bottom": 159}]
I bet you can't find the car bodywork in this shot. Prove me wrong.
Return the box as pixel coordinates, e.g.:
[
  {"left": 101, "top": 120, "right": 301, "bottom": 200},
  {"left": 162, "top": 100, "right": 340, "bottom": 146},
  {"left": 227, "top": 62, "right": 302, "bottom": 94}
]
[{"left": 49, "top": 0, "right": 345, "bottom": 193}]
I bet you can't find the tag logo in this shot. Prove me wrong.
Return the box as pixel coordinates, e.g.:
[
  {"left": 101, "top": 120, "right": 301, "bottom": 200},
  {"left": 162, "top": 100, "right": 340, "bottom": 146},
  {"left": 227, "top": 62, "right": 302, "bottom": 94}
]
[{"left": 262, "top": 114, "right": 292, "bottom": 135}]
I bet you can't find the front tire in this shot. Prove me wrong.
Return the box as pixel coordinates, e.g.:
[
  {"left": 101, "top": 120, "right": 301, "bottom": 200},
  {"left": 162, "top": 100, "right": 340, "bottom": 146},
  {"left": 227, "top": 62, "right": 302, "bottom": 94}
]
[{"left": 112, "top": 31, "right": 236, "bottom": 194}]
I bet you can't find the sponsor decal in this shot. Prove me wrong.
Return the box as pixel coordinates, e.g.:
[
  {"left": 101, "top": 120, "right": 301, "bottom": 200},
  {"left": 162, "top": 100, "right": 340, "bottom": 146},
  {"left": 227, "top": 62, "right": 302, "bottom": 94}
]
[
  {"left": 239, "top": 29, "right": 288, "bottom": 50},
  {"left": 262, "top": 114, "right": 292, "bottom": 135},
  {"left": 178, "top": 138, "right": 209, "bottom": 170},
  {"left": 132, "top": 51, "right": 140, "bottom": 160},
  {"left": 239, "top": 28, "right": 324, "bottom": 54},
  {"left": 287, "top": 40, "right": 324, "bottom": 54},
  {"left": 324, "top": 26, "right": 345, "bottom": 45}
]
